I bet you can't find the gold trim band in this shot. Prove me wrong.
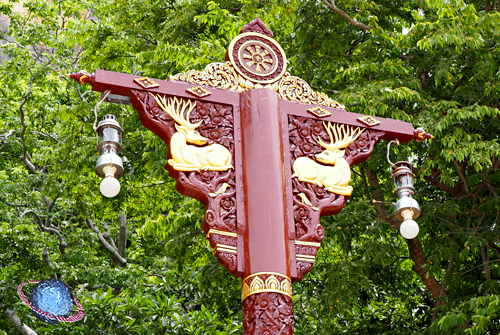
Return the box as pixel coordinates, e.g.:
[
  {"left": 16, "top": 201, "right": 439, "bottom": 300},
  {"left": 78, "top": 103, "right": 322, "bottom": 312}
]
[
  {"left": 242, "top": 272, "right": 291, "bottom": 282},
  {"left": 241, "top": 273, "right": 292, "bottom": 300},
  {"left": 213, "top": 244, "right": 237, "bottom": 255},
  {"left": 296, "top": 254, "right": 316, "bottom": 263},
  {"left": 295, "top": 240, "right": 321, "bottom": 247},
  {"left": 206, "top": 229, "right": 237, "bottom": 239}
]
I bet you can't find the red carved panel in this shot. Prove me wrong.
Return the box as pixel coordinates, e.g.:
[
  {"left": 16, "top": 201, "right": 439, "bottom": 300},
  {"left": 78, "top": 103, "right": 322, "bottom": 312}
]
[
  {"left": 239, "top": 17, "right": 274, "bottom": 38},
  {"left": 243, "top": 293, "right": 293, "bottom": 335},
  {"left": 288, "top": 115, "right": 385, "bottom": 280},
  {"left": 130, "top": 90, "right": 238, "bottom": 274}
]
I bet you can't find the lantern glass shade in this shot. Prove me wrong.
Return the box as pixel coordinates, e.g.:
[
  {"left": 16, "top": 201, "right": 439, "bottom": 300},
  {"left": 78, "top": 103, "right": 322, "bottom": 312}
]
[
  {"left": 392, "top": 161, "right": 415, "bottom": 197},
  {"left": 395, "top": 173, "right": 414, "bottom": 190},
  {"left": 99, "top": 126, "right": 122, "bottom": 147},
  {"left": 96, "top": 115, "right": 123, "bottom": 154}
]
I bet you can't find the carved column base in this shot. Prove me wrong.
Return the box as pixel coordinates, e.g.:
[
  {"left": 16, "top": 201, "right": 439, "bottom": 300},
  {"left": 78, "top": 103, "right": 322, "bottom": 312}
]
[
  {"left": 243, "top": 293, "right": 293, "bottom": 335},
  {"left": 242, "top": 273, "right": 294, "bottom": 335}
]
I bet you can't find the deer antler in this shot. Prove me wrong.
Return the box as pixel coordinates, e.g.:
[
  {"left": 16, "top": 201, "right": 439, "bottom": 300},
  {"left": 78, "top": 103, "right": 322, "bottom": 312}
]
[
  {"left": 150, "top": 94, "right": 201, "bottom": 130},
  {"left": 317, "top": 122, "right": 364, "bottom": 151}
]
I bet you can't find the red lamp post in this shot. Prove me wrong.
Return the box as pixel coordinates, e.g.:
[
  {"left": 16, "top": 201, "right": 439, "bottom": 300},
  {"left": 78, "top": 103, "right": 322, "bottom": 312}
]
[{"left": 69, "top": 18, "right": 432, "bottom": 335}]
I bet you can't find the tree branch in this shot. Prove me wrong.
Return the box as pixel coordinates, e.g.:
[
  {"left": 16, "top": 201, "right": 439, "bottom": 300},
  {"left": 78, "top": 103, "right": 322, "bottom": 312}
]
[
  {"left": 19, "top": 72, "right": 37, "bottom": 172},
  {"left": 31, "top": 130, "right": 59, "bottom": 142},
  {"left": 481, "top": 245, "right": 491, "bottom": 295},
  {"left": 85, "top": 218, "right": 127, "bottom": 267},
  {"left": 118, "top": 213, "right": 127, "bottom": 258},
  {"left": 453, "top": 160, "right": 469, "bottom": 194},
  {"left": 101, "top": 221, "right": 117, "bottom": 249},
  {"left": 4, "top": 309, "right": 38, "bottom": 335},
  {"left": 42, "top": 248, "right": 54, "bottom": 269},
  {"left": 321, "top": 0, "right": 372, "bottom": 31},
  {"left": 365, "top": 166, "right": 399, "bottom": 229},
  {"left": 0, "top": 129, "right": 14, "bottom": 140},
  {"left": 432, "top": 254, "right": 455, "bottom": 321}
]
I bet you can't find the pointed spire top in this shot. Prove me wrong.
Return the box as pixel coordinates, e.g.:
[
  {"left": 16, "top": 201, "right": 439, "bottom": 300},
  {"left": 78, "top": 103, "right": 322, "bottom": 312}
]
[{"left": 240, "top": 17, "right": 274, "bottom": 38}]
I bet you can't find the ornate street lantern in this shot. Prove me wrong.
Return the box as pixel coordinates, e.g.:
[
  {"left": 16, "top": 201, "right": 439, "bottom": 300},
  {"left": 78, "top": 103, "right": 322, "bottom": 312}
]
[
  {"left": 388, "top": 141, "right": 421, "bottom": 239},
  {"left": 95, "top": 115, "right": 124, "bottom": 198}
]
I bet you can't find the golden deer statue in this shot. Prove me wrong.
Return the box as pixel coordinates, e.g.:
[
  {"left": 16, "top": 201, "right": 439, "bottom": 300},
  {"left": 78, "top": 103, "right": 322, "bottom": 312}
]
[
  {"left": 151, "top": 94, "right": 233, "bottom": 172},
  {"left": 292, "top": 122, "right": 364, "bottom": 196}
]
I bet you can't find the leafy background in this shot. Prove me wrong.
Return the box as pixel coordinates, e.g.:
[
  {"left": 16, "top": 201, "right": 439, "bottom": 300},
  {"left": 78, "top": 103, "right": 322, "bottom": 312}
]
[{"left": 0, "top": 0, "right": 499, "bottom": 334}]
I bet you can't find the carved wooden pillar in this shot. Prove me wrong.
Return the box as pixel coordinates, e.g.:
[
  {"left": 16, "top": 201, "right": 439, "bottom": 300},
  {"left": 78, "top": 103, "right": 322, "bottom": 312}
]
[{"left": 239, "top": 89, "right": 293, "bottom": 334}]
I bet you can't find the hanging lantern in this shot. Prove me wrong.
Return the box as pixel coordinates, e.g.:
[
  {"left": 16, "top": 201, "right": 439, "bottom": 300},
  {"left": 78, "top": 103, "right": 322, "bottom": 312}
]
[
  {"left": 95, "top": 115, "right": 124, "bottom": 198},
  {"left": 387, "top": 141, "right": 421, "bottom": 239}
]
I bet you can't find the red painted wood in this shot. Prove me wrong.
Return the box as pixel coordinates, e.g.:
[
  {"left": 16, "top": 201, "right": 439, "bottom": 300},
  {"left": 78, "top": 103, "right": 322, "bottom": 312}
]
[
  {"left": 240, "top": 89, "right": 291, "bottom": 277},
  {"left": 281, "top": 100, "right": 415, "bottom": 143},
  {"left": 92, "top": 69, "right": 240, "bottom": 106},
  {"left": 73, "top": 69, "right": 420, "bottom": 143}
]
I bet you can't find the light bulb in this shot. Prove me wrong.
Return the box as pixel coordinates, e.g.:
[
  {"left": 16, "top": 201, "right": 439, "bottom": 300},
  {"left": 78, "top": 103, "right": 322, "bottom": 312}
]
[
  {"left": 400, "top": 219, "right": 419, "bottom": 239},
  {"left": 100, "top": 176, "right": 121, "bottom": 198}
]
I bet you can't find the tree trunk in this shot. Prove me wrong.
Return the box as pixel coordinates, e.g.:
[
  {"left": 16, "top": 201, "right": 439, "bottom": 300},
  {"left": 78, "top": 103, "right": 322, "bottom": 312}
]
[{"left": 4, "top": 309, "right": 38, "bottom": 335}]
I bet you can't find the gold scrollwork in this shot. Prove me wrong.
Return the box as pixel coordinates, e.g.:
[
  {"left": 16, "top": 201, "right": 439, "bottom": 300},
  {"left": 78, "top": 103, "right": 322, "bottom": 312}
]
[
  {"left": 170, "top": 64, "right": 345, "bottom": 109},
  {"left": 278, "top": 74, "right": 345, "bottom": 109},
  {"left": 241, "top": 272, "right": 292, "bottom": 300},
  {"left": 170, "top": 62, "right": 241, "bottom": 91}
]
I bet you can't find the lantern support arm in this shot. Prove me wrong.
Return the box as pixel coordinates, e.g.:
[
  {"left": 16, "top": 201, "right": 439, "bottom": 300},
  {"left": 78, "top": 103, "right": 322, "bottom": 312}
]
[{"left": 68, "top": 69, "right": 433, "bottom": 144}]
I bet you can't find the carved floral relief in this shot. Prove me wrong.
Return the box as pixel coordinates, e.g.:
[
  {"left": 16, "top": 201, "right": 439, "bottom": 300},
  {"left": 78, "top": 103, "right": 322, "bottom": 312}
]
[
  {"left": 243, "top": 292, "right": 293, "bottom": 335},
  {"left": 288, "top": 115, "right": 385, "bottom": 280},
  {"left": 130, "top": 90, "right": 238, "bottom": 274}
]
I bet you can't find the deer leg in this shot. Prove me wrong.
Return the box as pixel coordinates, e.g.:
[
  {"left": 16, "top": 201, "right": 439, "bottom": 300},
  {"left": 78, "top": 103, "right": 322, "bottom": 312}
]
[
  {"left": 169, "top": 162, "right": 203, "bottom": 172},
  {"left": 297, "top": 175, "right": 323, "bottom": 187}
]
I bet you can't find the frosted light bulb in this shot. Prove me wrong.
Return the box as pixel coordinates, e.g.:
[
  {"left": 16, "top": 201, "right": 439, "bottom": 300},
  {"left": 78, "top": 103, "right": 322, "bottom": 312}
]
[
  {"left": 100, "top": 176, "right": 121, "bottom": 198},
  {"left": 99, "top": 165, "right": 120, "bottom": 198},
  {"left": 400, "top": 219, "right": 419, "bottom": 239}
]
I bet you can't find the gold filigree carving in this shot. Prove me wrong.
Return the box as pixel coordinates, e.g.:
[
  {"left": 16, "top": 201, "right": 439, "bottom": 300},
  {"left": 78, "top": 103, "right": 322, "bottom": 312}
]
[
  {"left": 134, "top": 77, "right": 160, "bottom": 89},
  {"left": 242, "top": 273, "right": 292, "bottom": 301},
  {"left": 150, "top": 94, "right": 233, "bottom": 172},
  {"left": 170, "top": 64, "right": 345, "bottom": 109},
  {"left": 307, "top": 106, "right": 332, "bottom": 118},
  {"left": 208, "top": 183, "right": 231, "bottom": 197},
  {"left": 357, "top": 115, "right": 380, "bottom": 127},
  {"left": 292, "top": 122, "right": 364, "bottom": 196},
  {"left": 186, "top": 86, "right": 211, "bottom": 98},
  {"left": 170, "top": 62, "right": 241, "bottom": 91},
  {"left": 277, "top": 74, "right": 345, "bottom": 109}
]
